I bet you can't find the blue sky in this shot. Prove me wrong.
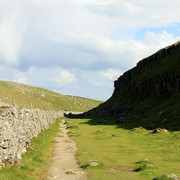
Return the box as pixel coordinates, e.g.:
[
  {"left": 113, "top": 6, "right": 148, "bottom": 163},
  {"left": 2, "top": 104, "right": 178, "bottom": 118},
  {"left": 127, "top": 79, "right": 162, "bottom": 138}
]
[
  {"left": 135, "top": 23, "right": 180, "bottom": 41},
  {"left": 0, "top": 0, "right": 180, "bottom": 101}
]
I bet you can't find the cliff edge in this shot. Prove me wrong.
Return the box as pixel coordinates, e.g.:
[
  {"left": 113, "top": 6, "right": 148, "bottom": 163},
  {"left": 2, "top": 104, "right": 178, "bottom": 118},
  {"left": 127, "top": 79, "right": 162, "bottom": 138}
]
[
  {"left": 83, "top": 41, "right": 180, "bottom": 130},
  {"left": 114, "top": 41, "right": 180, "bottom": 96}
]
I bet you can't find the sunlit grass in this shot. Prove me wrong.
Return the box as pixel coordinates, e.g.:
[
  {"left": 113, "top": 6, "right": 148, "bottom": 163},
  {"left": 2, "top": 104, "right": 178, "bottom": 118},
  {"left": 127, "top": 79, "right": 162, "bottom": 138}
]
[
  {"left": 67, "top": 118, "right": 180, "bottom": 180},
  {"left": 0, "top": 81, "right": 102, "bottom": 112}
]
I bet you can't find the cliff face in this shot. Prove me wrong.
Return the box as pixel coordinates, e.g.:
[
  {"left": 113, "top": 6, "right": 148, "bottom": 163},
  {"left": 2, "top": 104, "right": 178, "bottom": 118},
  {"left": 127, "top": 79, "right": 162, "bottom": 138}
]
[
  {"left": 113, "top": 42, "right": 180, "bottom": 96},
  {"left": 83, "top": 42, "right": 180, "bottom": 130}
]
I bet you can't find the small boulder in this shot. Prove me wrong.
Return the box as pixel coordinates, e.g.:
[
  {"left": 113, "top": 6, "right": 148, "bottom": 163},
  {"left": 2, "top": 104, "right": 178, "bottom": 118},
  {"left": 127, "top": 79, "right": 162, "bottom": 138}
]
[
  {"left": 153, "top": 128, "right": 168, "bottom": 133},
  {"left": 88, "top": 162, "right": 99, "bottom": 167},
  {"left": 164, "top": 174, "right": 178, "bottom": 180},
  {"left": 153, "top": 174, "right": 178, "bottom": 180},
  {"left": 143, "top": 159, "right": 149, "bottom": 162},
  {"left": 145, "top": 164, "right": 154, "bottom": 167}
]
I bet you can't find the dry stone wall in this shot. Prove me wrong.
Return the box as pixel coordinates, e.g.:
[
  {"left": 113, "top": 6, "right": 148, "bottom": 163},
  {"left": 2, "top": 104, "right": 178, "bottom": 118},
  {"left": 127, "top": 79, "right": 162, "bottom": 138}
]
[{"left": 0, "top": 106, "right": 64, "bottom": 169}]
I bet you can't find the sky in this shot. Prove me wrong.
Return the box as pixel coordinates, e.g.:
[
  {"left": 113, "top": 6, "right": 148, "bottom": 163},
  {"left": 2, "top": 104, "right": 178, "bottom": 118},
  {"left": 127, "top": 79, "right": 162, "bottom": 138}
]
[{"left": 0, "top": 0, "right": 180, "bottom": 101}]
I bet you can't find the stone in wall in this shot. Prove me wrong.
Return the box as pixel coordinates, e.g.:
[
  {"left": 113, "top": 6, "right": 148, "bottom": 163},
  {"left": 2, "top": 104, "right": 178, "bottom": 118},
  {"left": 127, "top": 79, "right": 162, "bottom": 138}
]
[{"left": 0, "top": 106, "right": 64, "bottom": 169}]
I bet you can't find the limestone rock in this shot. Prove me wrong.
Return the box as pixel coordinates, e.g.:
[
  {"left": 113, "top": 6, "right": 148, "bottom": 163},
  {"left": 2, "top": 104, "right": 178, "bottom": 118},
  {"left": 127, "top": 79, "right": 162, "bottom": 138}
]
[
  {"left": 113, "top": 42, "right": 180, "bottom": 96},
  {"left": 0, "top": 107, "right": 63, "bottom": 170},
  {"left": 154, "top": 174, "right": 179, "bottom": 180},
  {"left": 88, "top": 162, "right": 99, "bottom": 167},
  {"left": 153, "top": 128, "right": 168, "bottom": 133},
  {"left": 145, "top": 164, "right": 154, "bottom": 167},
  {"left": 163, "top": 174, "right": 178, "bottom": 180}
]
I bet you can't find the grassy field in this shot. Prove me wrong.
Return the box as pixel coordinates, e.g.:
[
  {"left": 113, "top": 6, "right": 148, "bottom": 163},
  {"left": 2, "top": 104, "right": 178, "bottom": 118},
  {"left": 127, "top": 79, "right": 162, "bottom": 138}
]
[
  {"left": 66, "top": 117, "right": 180, "bottom": 180},
  {"left": 0, "top": 118, "right": 62, "bottom": 180},
  {"left": 0, "top": 81, "right": 102, "bottom": 112}
]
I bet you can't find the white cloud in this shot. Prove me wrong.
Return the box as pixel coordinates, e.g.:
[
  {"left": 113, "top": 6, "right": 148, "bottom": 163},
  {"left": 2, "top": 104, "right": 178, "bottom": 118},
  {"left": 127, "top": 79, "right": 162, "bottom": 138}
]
[
  {"left": 99, "top": 68, "right": 122, "bottom": 81},
  {"left": 0, "top": 2, "right": 28, "bottom": 65},
  {"left": 53, "top": 70, "right": 77, "bottom": 86},
  {"left": 144, "top": 31, "right": 180, "bottom": 48},
  {"left": 1, "top": 0, "right": 179, "bottom": 69},
  {"left": 124, "top": 2, "right": 144, "bottom": 15},
  {"left": 84, "top": 0, "right": 180, "bottom": 27},
  {"left": 46, "top": 30, "right": 179, "bottom": 71},
  {"left": 25, "top": 66, "right": 78, "bottom": 87}
]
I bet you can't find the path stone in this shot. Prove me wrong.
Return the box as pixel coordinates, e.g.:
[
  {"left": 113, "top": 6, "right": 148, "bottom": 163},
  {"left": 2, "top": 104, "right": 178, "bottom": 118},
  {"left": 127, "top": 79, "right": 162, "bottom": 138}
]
[{"left": 47, "top": 120, "right": 87, "bottom": 180}]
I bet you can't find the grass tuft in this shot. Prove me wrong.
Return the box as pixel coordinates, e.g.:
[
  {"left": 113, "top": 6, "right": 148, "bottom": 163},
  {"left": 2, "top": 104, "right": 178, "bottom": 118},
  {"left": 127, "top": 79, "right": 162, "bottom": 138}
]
[{"left": 66, "top": 125, "right": 79, "bottom": 129}]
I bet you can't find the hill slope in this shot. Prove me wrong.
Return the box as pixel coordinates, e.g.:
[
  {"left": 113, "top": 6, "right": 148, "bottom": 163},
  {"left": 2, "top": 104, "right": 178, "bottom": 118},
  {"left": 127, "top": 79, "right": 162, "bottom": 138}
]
[
  {"left": 0, "top": 81, "right": 102, "bottom": 112},
  {"left": 84, "top": 41, "right": 180, "bottom": 130},
  {"left": 113, "top": 41, "right": 180, "bottom": 96}
]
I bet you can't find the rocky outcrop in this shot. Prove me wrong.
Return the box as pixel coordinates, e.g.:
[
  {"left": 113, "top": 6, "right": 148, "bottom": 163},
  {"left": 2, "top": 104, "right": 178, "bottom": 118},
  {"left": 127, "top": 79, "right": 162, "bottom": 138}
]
[
  {"left": 113, "top": 41, "right": 180, "bottom": 96},
  {"left": 0, "top": 106, "right": 63, "bottom": 169},
  {"left": 82, "top": 42, "right": 180, "bottom": 121}
]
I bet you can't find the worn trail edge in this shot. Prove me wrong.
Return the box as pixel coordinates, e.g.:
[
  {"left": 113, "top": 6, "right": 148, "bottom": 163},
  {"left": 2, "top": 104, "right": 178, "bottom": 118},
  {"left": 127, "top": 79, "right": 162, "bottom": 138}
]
[{"left": 47, "top": 120, "right": 88, "bottom": 180}]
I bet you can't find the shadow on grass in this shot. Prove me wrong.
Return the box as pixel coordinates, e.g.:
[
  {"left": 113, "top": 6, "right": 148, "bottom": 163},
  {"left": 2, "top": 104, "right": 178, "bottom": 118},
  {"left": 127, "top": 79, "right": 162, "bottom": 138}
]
[
  {"left": 64, "top": 113, "right": 180, "bottom": 131},
  {"left": 64, "top": 92, "right": 180, "bottom": 131}
]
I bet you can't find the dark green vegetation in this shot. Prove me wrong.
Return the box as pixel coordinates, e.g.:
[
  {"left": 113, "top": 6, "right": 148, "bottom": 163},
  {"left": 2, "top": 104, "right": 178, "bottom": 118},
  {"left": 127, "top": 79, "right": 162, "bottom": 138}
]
[
  {"left": 84, "top": 41, "right": 180, "bottom": 131},
  {"left": 0, "top": 118, "right": 62, "bottom": 180},
  {"left": 66, "top": 117, "right": 180, "bottom": 180},
  {"left": 136, "top": 52, "right": 180, "bottom": 80},
  {"left": 125, "top": 50, "right": 180, "bottom": 86},
  {"left": 94, "top": 92, "right": 180, "bottom": 131},
  {"left": 0, "top": 81, "right": 102, "bottom": 112}
]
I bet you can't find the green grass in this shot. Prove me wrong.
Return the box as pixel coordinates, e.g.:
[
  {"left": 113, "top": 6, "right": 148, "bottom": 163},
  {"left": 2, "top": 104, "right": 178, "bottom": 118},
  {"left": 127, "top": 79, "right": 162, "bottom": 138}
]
[
  {"left": 66, "top": 117, "right": 180, "bottom": 180},
  {"left": 0, "top": 118, "right": 62, "bottom": 180},
  {"left": 0, "top": 81, "right": 102, "bottom": 112},
  {"left": 66, "top": 125, "right": 79, "bottom": 129}
]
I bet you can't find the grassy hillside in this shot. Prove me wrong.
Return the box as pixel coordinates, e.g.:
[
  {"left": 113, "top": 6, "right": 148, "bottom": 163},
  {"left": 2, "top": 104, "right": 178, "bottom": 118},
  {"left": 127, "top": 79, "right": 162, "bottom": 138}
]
[
  {"left": 85, "top": 42, "right": 180, "bottom": 130},
  {"left": 137, "top": 52, "right": 180, "bottom": 80},
  {"left": 95, "top": 92, "right": 180, "bottom": 130},
  {"left": 0, "top": 81, "right": 102, "bottom": 112},
  {"left": 130, "top": 51, "right": 180, "bottom": 86}
]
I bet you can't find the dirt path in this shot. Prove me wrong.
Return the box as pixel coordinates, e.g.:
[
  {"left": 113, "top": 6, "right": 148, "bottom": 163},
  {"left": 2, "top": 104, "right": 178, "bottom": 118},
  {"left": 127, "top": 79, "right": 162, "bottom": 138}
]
[{"left": 47, "top": 120, "right": 88, "bottom": 180}]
